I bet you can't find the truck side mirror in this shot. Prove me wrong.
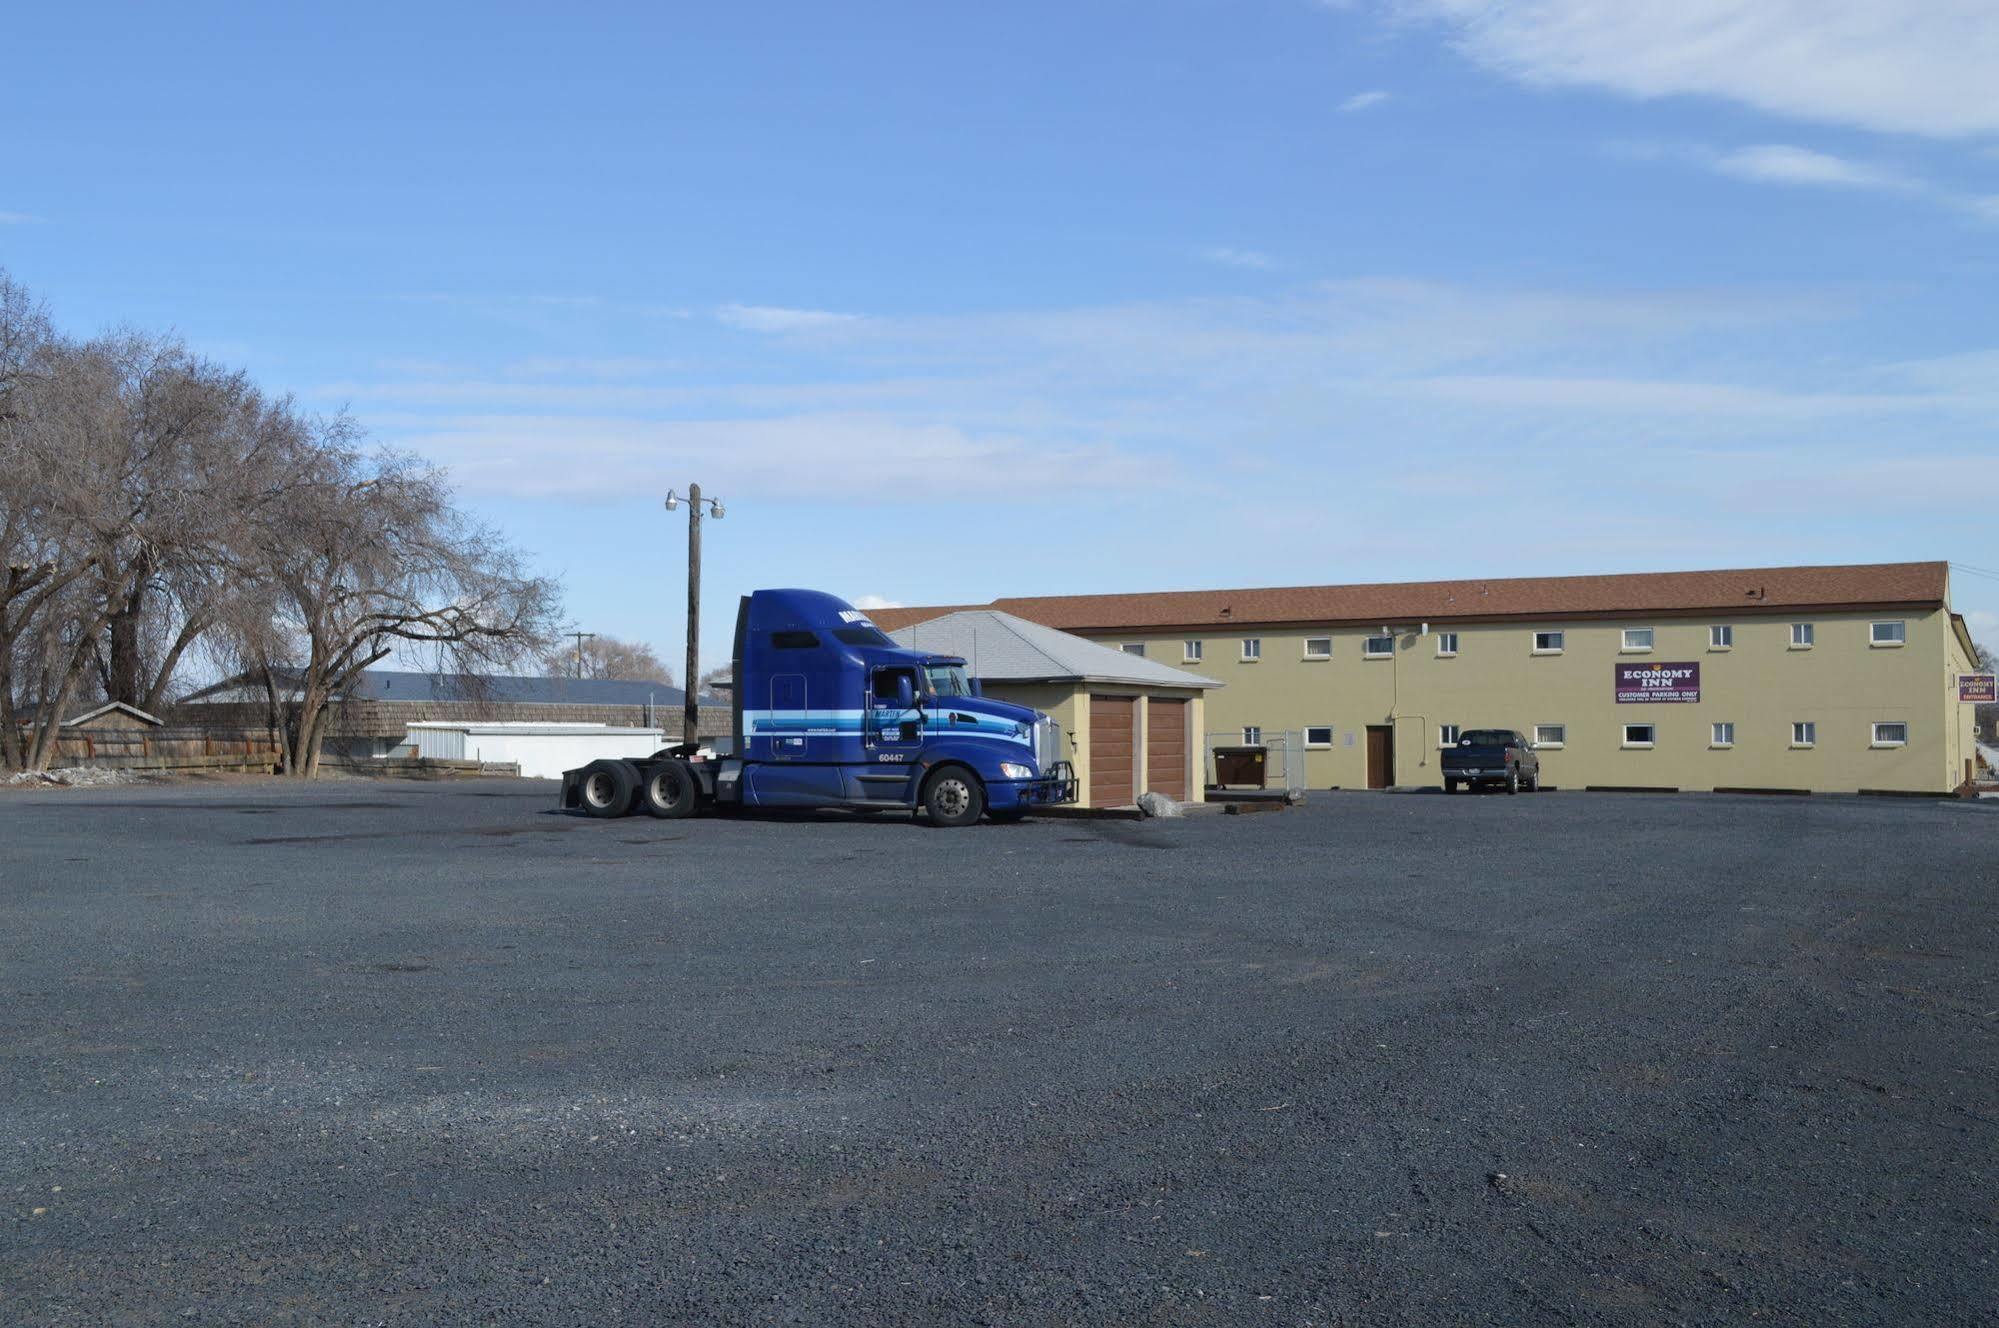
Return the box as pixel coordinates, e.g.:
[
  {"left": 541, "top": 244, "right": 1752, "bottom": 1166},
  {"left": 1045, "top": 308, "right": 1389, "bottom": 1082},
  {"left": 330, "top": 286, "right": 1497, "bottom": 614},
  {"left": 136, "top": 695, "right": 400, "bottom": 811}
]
[
  {"left": 894, "top": 676, "right": 914, "bottom": 710},
  {"left": 969, "top": 679, "right": 982, "bottom": 696}
]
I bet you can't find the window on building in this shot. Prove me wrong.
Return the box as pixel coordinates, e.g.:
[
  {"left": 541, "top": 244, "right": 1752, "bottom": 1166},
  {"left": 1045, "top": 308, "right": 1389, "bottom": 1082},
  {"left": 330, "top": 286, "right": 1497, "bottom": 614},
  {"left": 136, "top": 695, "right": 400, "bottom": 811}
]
[
  {"left": 1182, "top": 639, "right": 1203, "bottom": 662},
  {"left": 1305, "top": 725, "right": 1333, "bottom": 748},
  {"left": 1711, "top": 721, "right": 1735, "bottom": 747},
  {"left": 1790, "top": 622, "right": 1814, "bottom": 649},
  {"left": 1709, "top": 624, "right": 1733, "bottom": 649},
  {"left": 1304, "top": 636, "right": 1333, "bottom": 659},
  {"left": 1533, "top": 630, "right": 1565, "bottom": 653},
  {"left": 1622, "top": 627, "right": 1655, "bottom": 651},
  {"left": 1870, "top": 621, "right": 1906, "bottom": 647},
  {"left": 1533, "top": 724, "right": 1566, "bottom": 748},
  {"left": 1438, "top": 724, "right": 1460, "bottom": 748},
  {"left": 1435, "top": 631, "right": 1459, "bottom": 656},
  {"left": 1791, "top": 721, "right": 1816, "bottom": 747},
  {"left": 1240, "top": 638, "right": 1262, "bottom": 661},
  {"left": 1242, "top": 725, "right": 1262, "bottom": 745},
  {"left": 1120, "top": 643, "right": 1146, "bottom": 657},
  {"left": 1871, "top": 721, "right": 1908, "bottom": 747},
  {"left": 1363, "top": 634, "right": 1394, "bottom": 658},
  {"left": 1622, "top": 724, "right": 1656, "bottom": 748}
]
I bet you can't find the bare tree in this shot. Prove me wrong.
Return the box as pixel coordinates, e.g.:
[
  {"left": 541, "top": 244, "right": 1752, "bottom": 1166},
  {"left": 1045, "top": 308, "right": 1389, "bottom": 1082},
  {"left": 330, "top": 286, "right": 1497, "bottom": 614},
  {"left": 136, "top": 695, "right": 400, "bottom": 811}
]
[
  {"left": 542, "top": 634, "right": 673, "bottom": 682},
  {"left": 233, "top": 437, "right": 561, "bottom": 777}
]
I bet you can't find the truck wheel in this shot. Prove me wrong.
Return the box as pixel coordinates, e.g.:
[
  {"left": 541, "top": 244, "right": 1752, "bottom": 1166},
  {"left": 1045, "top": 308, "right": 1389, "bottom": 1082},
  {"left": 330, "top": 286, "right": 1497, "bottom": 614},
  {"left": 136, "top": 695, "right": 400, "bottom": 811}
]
[
  {"left": 640, "top": 760, "right": 699, "bottom": 818},
  {"left": 1506, "top": 768, "right": 1520, "bottom": 796},
  {"left": 922, "top": 766, "right": 985, "bottom": 828},
  {"left": 1444, "top": 779, "right": 1458, "bottom": 795},
  {"left": 578, "top": 759, "right": 638, "bottom": 818},
  {"left": 1525, "top": 771, "right": 1540, "bottom": 793}
]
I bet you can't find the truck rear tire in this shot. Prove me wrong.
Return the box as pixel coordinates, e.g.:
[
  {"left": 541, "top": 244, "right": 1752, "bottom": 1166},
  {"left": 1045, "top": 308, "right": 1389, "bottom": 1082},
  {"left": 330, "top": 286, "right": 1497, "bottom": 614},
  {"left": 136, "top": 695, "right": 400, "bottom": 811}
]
[
  {"left": 640, "top": 761, "right": 699, "bottom": 818},
  {"left": 578, "top": 759, "right": 638, "bottom": 818},
  {"left": 922, "top": 765, "right": 985, "bottom": 828}
]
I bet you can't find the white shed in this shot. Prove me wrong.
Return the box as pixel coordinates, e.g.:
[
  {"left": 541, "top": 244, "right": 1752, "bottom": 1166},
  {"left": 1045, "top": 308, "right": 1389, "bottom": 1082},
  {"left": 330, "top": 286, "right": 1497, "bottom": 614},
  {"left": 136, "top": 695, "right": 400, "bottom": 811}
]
[{"left": 404, "top": 722, "right": 665, "bottom": 779}]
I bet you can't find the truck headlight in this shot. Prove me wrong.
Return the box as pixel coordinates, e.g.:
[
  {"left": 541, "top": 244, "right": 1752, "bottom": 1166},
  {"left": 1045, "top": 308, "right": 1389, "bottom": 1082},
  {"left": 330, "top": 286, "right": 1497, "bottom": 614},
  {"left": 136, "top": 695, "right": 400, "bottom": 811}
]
[{"left": 999, "top": 762, "right": 1034, "bottom": 780}]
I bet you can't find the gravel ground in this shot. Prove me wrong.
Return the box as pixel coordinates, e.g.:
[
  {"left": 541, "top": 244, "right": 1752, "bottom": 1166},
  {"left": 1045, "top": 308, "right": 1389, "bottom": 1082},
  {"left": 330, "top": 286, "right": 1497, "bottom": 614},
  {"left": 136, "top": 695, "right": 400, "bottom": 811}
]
[{"left": 2, "top": 780, "right": 1995, "bottom": 1326}]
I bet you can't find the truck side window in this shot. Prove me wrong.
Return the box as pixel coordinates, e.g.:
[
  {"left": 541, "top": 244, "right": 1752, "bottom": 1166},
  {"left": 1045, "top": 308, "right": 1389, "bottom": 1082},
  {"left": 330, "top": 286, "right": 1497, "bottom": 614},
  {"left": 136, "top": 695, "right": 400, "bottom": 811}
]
[
  {"left": 873, "top": 670, "right": 913, "bottom": 703},
  {"left": 771, "top": 631, "right": 819, "bottom": 649}
]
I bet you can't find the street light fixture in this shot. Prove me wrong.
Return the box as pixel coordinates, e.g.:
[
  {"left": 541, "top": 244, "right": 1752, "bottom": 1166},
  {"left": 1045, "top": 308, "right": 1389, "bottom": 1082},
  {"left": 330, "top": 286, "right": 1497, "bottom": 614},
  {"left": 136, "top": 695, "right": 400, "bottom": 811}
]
[{"left": 663, "top": 484, "right": 726, "bottom": 748}]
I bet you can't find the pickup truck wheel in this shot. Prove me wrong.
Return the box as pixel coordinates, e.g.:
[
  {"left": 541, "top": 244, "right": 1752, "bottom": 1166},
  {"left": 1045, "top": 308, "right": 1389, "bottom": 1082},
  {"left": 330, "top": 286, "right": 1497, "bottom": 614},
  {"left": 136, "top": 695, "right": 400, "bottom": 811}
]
[
  {"left": 1525, "top": 771, "right": 1540, "bottom": 792},
  {"left": 1444, "top": 779, "right": 1458, "bottom": 795},
  {"left": 578, "top": 759, "right": 638, "bottom": 818},
  {"left": 640, "top": 760, "right": 699, "bottom": 818},
  {"left": 1506, "top": 768, "right": 1520, "bottom": 795},
  {"left": 922, "top": 766, "right": 985, "bottom": 828}
]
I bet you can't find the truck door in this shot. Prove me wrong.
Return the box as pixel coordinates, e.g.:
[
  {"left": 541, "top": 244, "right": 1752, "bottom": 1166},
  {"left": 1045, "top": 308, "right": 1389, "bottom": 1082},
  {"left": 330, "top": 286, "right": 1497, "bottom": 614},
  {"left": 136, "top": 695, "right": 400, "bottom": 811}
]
[
  {"left": 769, "top": 673, "right": 807, "bottom": 758},
  {"left": 866, "top": 666, "right": 923, "bottom": 757}
]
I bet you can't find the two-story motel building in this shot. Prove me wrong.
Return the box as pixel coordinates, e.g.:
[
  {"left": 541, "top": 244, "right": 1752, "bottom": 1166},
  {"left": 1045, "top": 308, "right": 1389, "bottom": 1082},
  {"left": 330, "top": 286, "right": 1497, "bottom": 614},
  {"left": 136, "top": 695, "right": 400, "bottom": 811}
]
[{"left": 871, "top": 562, "right": 1983, "bottom": 796}]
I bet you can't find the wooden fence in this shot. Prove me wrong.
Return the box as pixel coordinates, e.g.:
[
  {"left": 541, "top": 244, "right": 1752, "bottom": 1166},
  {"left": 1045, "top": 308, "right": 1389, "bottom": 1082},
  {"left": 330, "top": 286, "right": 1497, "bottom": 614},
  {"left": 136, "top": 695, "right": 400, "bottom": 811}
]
[{"left": 45, "top": 725, "right": 283, "bottom": 773}]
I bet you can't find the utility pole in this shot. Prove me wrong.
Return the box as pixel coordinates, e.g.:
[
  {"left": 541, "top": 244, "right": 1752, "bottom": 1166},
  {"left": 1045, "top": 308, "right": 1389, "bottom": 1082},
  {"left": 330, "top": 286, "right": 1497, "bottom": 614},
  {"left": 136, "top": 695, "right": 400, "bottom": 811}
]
[
  {"left": 566, "top": 631, "right": 596, "bottom": 680},
  {"left": 664, "top": 485, "right": 725, "bottom": 747}
]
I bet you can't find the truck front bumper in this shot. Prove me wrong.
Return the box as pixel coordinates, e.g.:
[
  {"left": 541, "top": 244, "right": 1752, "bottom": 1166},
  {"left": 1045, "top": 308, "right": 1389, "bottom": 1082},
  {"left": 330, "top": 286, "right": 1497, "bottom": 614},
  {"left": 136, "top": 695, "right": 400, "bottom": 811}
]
[{"left": 990, "top": 761, "right": 1078, "bottom": 809}]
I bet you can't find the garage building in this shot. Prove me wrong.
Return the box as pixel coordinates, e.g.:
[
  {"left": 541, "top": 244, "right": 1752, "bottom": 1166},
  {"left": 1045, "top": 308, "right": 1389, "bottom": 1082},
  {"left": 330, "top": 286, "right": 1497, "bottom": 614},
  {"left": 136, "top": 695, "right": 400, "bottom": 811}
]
[
  {"left": 888, "top": 609, "right": 1218, "bottom": 808},
  {"left": 874, "top": 562, "right": 1983, "bottom": 796}
]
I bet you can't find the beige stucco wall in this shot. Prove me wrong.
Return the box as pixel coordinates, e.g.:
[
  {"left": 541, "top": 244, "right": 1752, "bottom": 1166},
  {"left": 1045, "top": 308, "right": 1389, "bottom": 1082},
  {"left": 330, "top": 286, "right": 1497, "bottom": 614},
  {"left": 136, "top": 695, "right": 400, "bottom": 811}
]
[
  {"left": 981, "top": 681, "right": 1206, "bottom": 808},
  {"left": 1086, "top": 608, "right": 1963, "bottom": 793}
]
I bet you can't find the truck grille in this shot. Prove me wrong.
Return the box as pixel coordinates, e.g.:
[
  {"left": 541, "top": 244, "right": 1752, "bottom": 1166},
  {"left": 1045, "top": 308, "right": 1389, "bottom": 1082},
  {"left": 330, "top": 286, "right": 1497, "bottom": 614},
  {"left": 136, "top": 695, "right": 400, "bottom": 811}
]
[{"left": 1035, "top": 716, "right": 1062, "bottom": 770}]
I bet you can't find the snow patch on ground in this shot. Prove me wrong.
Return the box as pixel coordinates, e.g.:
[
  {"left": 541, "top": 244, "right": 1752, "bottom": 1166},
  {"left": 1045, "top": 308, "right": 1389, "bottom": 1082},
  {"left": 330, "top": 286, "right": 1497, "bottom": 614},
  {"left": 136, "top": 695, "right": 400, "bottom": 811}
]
[{"left": 3, "top": 766, "right": 143, "bottom": 788}]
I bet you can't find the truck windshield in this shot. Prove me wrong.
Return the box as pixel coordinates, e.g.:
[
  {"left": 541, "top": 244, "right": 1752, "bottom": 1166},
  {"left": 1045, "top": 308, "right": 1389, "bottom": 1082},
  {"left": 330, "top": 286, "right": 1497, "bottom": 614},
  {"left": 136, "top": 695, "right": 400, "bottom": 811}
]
[
  {"left": 923, "top": 664, "right": 973, "bottom": 697},
  {"left": 1459, "top": 730, "right": 1513, "bottom": 747}
]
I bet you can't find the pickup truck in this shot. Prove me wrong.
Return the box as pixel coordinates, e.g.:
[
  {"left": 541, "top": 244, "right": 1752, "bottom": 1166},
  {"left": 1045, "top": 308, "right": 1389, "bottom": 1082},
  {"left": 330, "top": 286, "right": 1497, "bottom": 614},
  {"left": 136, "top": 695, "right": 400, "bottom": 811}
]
[{"left": 1442, "top": 729, "right": 1540, "bottom": 794}]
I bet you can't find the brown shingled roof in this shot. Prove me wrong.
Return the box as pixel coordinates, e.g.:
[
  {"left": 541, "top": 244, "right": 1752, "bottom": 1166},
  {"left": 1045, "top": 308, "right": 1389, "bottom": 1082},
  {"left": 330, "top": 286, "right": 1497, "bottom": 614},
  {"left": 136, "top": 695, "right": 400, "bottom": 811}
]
[{"left": 866, "top": 562, "right": 1949, "bottom": 633}]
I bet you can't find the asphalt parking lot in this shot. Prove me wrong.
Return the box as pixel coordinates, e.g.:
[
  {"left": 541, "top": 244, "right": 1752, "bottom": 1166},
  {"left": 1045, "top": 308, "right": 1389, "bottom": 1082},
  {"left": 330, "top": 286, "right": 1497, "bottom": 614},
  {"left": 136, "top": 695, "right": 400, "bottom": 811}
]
[{"left": 3, "top": 780, "right": 1995, "bottom": 1326}]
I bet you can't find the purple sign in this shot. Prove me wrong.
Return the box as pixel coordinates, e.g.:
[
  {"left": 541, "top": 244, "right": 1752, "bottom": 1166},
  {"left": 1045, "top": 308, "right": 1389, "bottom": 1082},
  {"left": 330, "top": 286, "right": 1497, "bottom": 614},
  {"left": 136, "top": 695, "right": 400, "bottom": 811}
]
[{"left": 1616, "top": 661, "right": 1700, "bottom": 703}]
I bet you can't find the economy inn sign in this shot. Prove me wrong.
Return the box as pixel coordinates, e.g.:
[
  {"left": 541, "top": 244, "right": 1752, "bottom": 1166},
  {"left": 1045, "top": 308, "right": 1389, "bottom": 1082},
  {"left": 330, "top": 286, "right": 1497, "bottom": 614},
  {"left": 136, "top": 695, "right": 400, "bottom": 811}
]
[{"left": 1615, "top": 661, "right": 1700, "bottom": 703}]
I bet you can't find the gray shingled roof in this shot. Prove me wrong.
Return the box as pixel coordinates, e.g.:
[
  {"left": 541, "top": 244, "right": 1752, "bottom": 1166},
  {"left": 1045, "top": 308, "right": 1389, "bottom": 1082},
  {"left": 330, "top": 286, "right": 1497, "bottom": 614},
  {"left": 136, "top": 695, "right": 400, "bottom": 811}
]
[{"left": 890, "top": 611, "right": 1221, "bottom": 690}]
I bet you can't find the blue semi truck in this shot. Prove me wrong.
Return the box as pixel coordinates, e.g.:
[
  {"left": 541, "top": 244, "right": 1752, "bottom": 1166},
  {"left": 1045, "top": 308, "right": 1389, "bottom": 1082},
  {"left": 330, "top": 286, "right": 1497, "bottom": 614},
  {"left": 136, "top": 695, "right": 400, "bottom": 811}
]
[{"left": 559, "top": 589, "right": 1077, "bottom": 826}]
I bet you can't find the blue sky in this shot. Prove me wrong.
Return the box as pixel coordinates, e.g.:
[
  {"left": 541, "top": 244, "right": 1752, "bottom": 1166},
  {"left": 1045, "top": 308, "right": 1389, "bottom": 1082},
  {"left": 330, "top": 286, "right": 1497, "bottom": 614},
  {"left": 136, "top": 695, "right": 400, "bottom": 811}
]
[{"left": 6, "top": 0, "right": 1998, "bottom": 675}]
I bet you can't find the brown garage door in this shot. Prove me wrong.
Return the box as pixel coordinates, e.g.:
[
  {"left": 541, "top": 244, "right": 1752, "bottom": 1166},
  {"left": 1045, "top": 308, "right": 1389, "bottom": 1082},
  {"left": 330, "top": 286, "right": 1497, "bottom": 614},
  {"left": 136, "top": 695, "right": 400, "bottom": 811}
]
[
  {"left": 1089, "top": 695, "right": 1135, "bottom": 807},
  {"left": 1146, "top": 698, "right": 1188, "bottom": 800}
]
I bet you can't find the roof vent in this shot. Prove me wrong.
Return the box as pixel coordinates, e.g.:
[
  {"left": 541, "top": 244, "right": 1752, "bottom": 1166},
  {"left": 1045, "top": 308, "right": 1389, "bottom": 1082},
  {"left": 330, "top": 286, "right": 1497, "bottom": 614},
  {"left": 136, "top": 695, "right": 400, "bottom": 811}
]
[{"left": 1219, "top": 605, "right": 1232, "bottom": 617}]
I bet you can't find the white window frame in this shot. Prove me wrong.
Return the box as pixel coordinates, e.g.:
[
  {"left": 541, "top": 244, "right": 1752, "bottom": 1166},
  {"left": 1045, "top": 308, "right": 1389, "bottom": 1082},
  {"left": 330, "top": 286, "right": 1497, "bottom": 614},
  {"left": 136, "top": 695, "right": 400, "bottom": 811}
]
[
  {"left": 1870, "top": 721, "right": 1908, "bottom": 748},
  {"left": 1242, "top": 725, "right": 1262, "bottom": 745},
  {"left": 1120, "top": 642, "right": 1146, "bottom": 658},
  {"left": 1869, "top": 621, "right": 1906, "bottom": 648},
  {"left": 1240, "top": 637, "right": 1262, "bottom": 662},
  {"left": 1790, "top": 622, "right": 1814, "bottom": 650},
  {"left": 1362, "top": 634, "right": 1394, "bottom": 659},
  {"left": 1532, "top": 630, "right": 1565, "bottom": 655},
  {"left": 1708, "top": 624, "right": 1733, "bottom": 650},
  {"left": 1438, "top": 724, "right": 1460, "bottom": 748},
  {"left": 1435, "top": 631, "right": 1459, "bottom": 657},
  {"left": 1532, "top": 724, "right": 1566, "bottom": 749},
  {"left": 1182, "top": 639, "right": 1203, "bottom": 663},
  {"left": 1622, "top": 723, "right": 1656, "bottom": 749},
  {"left": 1621, "top": 627, "right": 1655, "bottom": 653},
  {"left": 1710, "top": 721, "right": 1734, "bottom": 749},
  {"left": 1304, "top": 725, "right": 1334, "bottom": 749},
  {"left": 1790, "top": 721, "right": 1816, "bottom": 748},
  {"left": 1303, "top": 636, "right": 1333, "bottom": 660}
]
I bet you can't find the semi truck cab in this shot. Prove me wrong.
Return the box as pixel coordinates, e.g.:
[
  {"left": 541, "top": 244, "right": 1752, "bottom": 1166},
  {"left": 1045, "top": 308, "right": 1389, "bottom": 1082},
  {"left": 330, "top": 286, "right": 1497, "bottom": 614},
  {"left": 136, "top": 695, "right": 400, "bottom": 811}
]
[{"left": 560, "top": 589, "right": 1077, "bottom": 826}]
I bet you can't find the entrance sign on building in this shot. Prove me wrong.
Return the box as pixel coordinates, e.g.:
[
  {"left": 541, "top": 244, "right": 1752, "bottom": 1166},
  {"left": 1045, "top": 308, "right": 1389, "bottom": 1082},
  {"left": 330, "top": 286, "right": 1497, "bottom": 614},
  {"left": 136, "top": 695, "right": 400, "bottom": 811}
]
[
  {"left": 1959, "top": 673, "right": 1997, "bottom": 703},
  {"left": 1615, "top": 661, "right": 1701, "bottom": 703}
]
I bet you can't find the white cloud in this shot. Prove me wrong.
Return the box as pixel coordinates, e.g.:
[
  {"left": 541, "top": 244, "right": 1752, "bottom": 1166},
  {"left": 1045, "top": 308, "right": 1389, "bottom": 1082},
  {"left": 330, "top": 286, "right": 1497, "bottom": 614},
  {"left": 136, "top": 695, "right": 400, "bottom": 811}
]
[
  {"left": 852, "top": 594, "right": 904, "bottom": 611},
  {"left": 0, "top": 211, "right": 40, "bottom": 225},
  {"left": 1196, "top": 245, "right": 1276, "bottom": 270},
  {"left": 717, "top": 304, "right": 863, "bottom": 333},
  {"left": 1398, "top": 0, "right": 1999, "bottom": 137},
  {"left": 1339, "top": 89, "right": 1390, "bottom": 112},
  {"left": 1711, "top": 144, "right": 1912, "bottom": 192}
]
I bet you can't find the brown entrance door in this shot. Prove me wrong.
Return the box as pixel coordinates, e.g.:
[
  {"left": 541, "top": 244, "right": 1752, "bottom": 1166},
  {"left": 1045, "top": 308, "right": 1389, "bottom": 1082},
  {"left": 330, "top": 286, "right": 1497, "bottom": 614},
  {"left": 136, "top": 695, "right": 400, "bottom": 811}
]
[
  {"left": 1088, "top": 695, "right": 1136, "bottom": 807},
  {"left": 1365, "top": 725, "right": 1394, "bottom": 789},
  {"left": 1145, "top": 698, "right": 1188, "bottom": 800}
]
